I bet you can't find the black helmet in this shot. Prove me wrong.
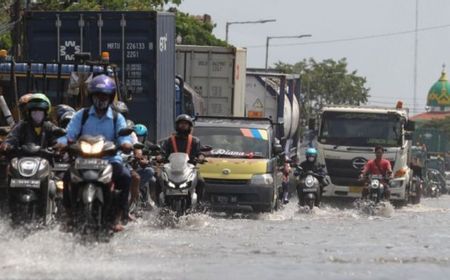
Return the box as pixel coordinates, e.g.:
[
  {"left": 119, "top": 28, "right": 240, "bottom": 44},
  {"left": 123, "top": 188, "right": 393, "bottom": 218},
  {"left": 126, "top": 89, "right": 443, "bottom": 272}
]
[
  {"left": 175, "top": 114, "right": 193, "bottom": 135},
  {"left": 113, "top": 101, "right": 129, "bottom": 116},
  {"left": 55, "top": 104, "right": 76, "bottom": 119},
  {"left": 175, "top": 114, "right": 193, "bottom": 127}
]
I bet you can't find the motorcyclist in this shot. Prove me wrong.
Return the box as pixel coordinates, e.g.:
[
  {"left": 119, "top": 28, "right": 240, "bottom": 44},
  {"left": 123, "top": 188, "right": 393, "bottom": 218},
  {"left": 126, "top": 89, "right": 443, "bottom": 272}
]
[
  {"left": 359, "top": 145, "right": 393, "bottom": 200},
  {"left": 56, "top": 74, "right": 132, "bottom": 232},
  {"left": 280, "top": 156, "right": 292, "bottom": 204},
  {"left": 18, "top": 93, "right": 33, "bottom": 119},
  {"left": 296, "top": 148, "right": 328, "bottom": 196},
  {"left": 1, "top": 93, "right": 60, "bottom": 152},
  {"left": 159, "top": 114, "right": 206, "bottom": 201},
  {"left": 55, "top": 104, "right": 76, "bottom": 129}
]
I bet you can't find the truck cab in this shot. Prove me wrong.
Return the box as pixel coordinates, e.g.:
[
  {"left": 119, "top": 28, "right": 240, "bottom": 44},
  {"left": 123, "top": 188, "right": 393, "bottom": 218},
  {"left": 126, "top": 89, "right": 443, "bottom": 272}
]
[
  {"left": 194, "top": 117, "right": 283, "bottom": 212},
  {"left": 316, "top": 105, "right": 415, "bottom": 205}
]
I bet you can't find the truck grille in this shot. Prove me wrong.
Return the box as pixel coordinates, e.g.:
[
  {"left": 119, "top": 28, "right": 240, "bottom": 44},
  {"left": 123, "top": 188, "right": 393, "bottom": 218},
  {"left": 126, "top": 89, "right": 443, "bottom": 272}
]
[
  {"left": 205, "top": 179, "right": 249, "bottom": 185},
  {"left": 325, "top": 158, "right": 395, "bottom": 186}
]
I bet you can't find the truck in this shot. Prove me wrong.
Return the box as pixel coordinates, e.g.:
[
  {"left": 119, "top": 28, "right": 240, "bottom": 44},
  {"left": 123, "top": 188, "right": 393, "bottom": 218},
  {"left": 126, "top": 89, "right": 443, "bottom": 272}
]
[
  {"left": 175, "top": 45, "right": 246, "bottom": 117},
  {"left": 245, "top": 71, "right": 302, "bottom": 159},
  {"left": 19, "top": 11, "right": 176, "bottom": 143},
  {"left": 315, "top": 104, "right": 416, "bottom": 206}
]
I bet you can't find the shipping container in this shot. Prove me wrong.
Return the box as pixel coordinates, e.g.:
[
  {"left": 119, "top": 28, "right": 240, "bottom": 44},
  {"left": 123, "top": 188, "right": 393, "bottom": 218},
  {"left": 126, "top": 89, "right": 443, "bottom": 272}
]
[
  {"left": 175, "top": 45, "right": 246, "bottom": 117},
  {"left": 21, "top": 11, "right": 176, "bottom": 142}
]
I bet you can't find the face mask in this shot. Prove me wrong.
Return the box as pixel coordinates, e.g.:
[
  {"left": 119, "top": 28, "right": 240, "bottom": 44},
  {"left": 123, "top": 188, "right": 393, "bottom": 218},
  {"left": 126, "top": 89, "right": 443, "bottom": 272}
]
[
  {"left": 31, "top": 110, "right": 45, "bottom": 124},
  {"left": 307, "top": 156, "right": 315, "bottom": 162},
  {"left": 92, "top": 96, "right": 109, "bottom": 110}
]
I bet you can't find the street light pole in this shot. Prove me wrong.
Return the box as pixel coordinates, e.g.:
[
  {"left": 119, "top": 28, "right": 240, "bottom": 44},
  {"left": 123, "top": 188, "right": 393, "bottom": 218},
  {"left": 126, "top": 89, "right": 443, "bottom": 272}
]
[
  {"left": 265, "top": 34, "right": 312, "bottom": 71},
  {"left": 225, "top": 19, "right": 276, "bottom": 44}
]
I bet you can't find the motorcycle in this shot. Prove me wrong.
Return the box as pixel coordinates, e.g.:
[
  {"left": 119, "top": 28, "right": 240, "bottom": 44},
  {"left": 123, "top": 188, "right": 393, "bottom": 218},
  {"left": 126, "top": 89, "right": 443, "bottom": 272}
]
[
  {"left": 294, "top": 167, "right": 323, "bottom": 209},
  {"left": 366, "top": 174, "right": 386, "bottom": 204},
  {"left": 68, "top": 128, "right": 133, "bottom": 234},
  {"left": 409, "top": 175, "right": 422, "bottom": 204},
  {"left": 7, "top": 136, "right": 65, "bottom": 225},
  {"left": 159, "top": 153, "right": 204, "bottom": 217},
  {"left": 424, "top": 169, "right": 442, "bottom": 198}
]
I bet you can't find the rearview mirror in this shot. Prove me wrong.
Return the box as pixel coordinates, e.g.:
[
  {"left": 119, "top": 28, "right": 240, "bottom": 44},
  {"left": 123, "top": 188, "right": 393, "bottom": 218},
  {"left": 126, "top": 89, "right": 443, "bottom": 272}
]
[
  {"left": 405, "top": 132, "right": 413, "bottom": 141},
  {"left": 52, "top": 128, "right": 67, "bottom": 138},
  {"left": 200, "top": 145, "right": 213, "bottom": 152},
  {"left": 273, "top": 143, "right": 283, "bottom": 155},
  {"left": 118, "top": 127, "right": 134, "bottom": 137},
  {"left": 405, "top": 120, "right": 415, "bottom": 131}
]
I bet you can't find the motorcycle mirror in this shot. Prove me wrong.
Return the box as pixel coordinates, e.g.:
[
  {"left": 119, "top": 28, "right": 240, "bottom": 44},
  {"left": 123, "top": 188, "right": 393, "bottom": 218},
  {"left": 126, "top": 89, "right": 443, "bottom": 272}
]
[
  {"left": 200, "top": 145, "right": 213, "bottom": 152},
  {"left": 52, "top": 128, "right": 67, "bottom": 138},
  {"left": 118, "top": 127, "right": 134, "bottom": 137},
  {"left": 22, "top": 143, "right": 40, "bottom": 154},
  {"left": 273, "top": 143, "right": 283, "bottom": 155},
  {"left": 0, "top": 127, "right": 9, "bottom": 136},
  {"left": 133, "top": 142, "right": 145, "bottom": 150},
  {"left": 148, "top": 144, "right": 161, "bottom": 151}
]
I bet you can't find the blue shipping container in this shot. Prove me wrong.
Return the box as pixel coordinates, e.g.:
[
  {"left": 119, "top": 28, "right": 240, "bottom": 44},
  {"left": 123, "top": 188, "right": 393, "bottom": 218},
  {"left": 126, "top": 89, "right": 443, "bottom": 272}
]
[{"left": 22, "top": 11, "right": 176, "bottom": 142}]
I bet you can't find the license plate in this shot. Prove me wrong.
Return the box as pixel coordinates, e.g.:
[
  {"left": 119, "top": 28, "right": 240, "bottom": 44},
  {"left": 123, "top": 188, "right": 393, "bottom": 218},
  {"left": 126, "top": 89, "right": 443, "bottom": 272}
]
[
  {"left": 53, "top": 163, "right": 70, "bottom": 171},
  {"left": 75, "top": 159, "right": 108, "bottom": 169},
  {"left": 166, "top": 188, "right": 189, "bottom": 196},
  {"left": 10, "top": 179, "right": 40, "bottom": 189},
  {"left": 302, "top": 188, "right": 317, "bottom": 193},
  {"left": 216, "top": 195, "right": 229, "bottom": 203},
  {"left": 349, "top": 186, "right": 362, "bottom": 193}
]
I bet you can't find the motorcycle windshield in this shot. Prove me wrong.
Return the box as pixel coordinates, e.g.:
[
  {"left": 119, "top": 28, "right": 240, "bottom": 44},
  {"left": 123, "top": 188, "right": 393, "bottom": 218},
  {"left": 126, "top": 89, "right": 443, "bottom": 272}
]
[{"left": 168, "top": 153, "right": 189, "bottom": 173}]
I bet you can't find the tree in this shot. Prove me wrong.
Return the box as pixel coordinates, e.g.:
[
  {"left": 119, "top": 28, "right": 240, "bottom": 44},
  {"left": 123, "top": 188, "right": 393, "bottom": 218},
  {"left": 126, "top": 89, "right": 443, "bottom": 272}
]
[{"left": 275, "top": 58, "right": 370, "bottom": 117}]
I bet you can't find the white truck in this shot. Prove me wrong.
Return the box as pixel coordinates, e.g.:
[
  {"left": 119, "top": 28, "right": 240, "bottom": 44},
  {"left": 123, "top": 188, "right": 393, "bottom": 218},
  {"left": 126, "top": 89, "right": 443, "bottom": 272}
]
[{"left": 316, "top": 104, "right": 416, "bottom": 206}]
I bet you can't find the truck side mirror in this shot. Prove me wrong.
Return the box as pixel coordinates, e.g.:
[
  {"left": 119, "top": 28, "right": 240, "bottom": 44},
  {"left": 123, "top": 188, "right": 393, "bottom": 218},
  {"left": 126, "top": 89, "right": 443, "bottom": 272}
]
[
  {"left": 405, "top": 132, "right": 413, "bottom": 141},
  {"left": 308, "top": 118, "right": 316, "bottom": 130},
  {"left": 273, "top": 143, "right": 283, "bottom": 155},
  {"left": 405, "top": 120, "right": 415, "bottom": 131}
]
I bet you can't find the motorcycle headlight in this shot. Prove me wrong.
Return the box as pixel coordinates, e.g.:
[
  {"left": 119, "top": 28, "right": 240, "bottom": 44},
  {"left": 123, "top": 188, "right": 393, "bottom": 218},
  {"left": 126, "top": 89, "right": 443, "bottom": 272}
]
[
  {"left": 19, "top": 159, "right": 38, "bottom": 177},
  {"left": 371, "top": 179, "right": 380, "bottom": 189},
  {"left": 305, "top": 175, "right": 315, "bottom": 188},
  {"left": 80, "top": 140, "right": 104, "bottom": 154},
  {"left": 251, "top": 174, "right": 274, "bottom": 185},
  {"left": 168, "top": 181, "right": 176, "bottom": 188}
]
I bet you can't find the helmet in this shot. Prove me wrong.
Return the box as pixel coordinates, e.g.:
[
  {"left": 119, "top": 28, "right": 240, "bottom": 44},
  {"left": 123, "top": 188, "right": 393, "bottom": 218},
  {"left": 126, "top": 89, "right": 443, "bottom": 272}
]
[
  {"left": 26, "top": 93, "right": 51, "bottom": 115},
  {"left": 113, "top": 101, "right": 129, "bottom": 117},
  {"left": 55, "top": 104, "right": 75, "bottom": 120},
  {"left": 134, "top": 123, "right": 148, "bottom": 143},
  {"left": 60, "top": 111, "right": 75, "bottom": 128},
  {"left": 175, "top": 114, "right": 194, "bottom": 135},
  {"left": 134, "top": 123, "right": 148, "bottom": 137},
  {"left": 87, "top": 74, "right": 116, "bottom": 96},
  {"left": 175, "top": 114, "right": 193, "bottom": 127},
  {"left": 18, "top": 93, "right": 33, "bottom": 117},
  {"left": 305, "top": 148, "right": 318, "bottom": 157}
]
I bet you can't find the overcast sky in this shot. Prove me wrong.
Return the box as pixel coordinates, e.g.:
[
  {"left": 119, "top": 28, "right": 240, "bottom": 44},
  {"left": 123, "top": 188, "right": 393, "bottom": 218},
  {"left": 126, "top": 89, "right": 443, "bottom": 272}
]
[{"left": 177, "top": 0, "right": 450, "bottom": 114}]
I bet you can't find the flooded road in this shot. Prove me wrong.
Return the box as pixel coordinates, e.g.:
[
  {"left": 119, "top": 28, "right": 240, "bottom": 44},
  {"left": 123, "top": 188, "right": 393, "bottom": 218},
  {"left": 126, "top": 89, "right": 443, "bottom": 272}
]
[{"left": 1, "top": 196, "right": 450, "bottom": 280}]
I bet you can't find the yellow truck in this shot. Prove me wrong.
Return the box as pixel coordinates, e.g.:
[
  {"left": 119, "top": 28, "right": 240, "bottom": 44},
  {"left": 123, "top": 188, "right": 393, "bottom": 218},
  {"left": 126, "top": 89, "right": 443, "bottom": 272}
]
[{"left": 194, "top": 116, "right": 283, "bottom": 212}]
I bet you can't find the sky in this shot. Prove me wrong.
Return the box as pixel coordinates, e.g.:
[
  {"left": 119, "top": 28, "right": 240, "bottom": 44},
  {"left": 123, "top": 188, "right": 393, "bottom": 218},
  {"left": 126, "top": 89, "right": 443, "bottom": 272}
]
[{"left": 177, "top": 0, "right": 450, "bottom": 115}]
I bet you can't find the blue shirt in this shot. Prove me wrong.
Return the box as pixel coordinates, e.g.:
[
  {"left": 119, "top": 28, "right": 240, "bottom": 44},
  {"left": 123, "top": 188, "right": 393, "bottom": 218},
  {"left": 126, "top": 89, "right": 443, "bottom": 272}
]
[{"left": 58, "top": 106, "right": 131, "bottom": 163}]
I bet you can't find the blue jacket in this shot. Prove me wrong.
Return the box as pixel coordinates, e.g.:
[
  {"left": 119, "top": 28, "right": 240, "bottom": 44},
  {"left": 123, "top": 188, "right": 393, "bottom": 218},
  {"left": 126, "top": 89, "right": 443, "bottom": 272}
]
[{"left": 58, "top": 106, "right": 131, "bottom": 163}]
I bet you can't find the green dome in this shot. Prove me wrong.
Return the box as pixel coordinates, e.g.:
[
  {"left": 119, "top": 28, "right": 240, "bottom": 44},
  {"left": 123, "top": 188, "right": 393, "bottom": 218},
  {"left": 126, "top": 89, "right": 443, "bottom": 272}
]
[{"left": 427, "top": 71, "right": 450, "bottom": 107}]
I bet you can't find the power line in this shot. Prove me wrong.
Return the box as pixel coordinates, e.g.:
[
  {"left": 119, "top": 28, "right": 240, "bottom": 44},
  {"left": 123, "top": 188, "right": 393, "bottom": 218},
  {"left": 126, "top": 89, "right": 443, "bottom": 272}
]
[{"left": 244, "top": 22, "right": 450, "bottom": 49}]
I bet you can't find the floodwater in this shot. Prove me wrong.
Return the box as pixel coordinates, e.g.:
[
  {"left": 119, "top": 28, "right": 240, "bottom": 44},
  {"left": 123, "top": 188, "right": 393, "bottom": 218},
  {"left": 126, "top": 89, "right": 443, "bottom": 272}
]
[{"left": 1, "top": 196, "right": 450, "bottom": 280}]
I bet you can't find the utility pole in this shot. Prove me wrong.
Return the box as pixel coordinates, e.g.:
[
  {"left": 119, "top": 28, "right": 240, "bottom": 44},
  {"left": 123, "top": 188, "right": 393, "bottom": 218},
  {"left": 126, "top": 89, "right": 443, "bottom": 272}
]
[
  {"left": 413, "top": 0, "right": 419, "bottom": 114},
  {"left": 10, "top": 0, "right": 21, "bottom": 57}
]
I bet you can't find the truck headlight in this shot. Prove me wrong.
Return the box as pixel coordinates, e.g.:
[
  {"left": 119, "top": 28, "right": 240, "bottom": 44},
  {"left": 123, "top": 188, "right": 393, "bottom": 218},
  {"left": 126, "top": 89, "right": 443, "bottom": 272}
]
[{"left": 251, "top": 174, "right": 274, "bottom": 185}]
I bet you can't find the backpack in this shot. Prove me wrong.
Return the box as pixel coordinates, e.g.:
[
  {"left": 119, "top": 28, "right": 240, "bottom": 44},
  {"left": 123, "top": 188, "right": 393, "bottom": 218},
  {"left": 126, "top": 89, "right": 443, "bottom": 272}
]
[{"left": 78, "top": 107, "right": 119, "bottom": 139}]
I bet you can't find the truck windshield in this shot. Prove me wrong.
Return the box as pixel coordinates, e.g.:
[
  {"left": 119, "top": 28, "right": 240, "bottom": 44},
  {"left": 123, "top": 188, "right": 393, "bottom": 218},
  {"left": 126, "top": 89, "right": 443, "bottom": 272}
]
[
  {"left": 319, "top": 112, "right": 402, "bottom": 147},
  {"left": 195, "top": 127, "right": 269, "bottom": 158}
]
